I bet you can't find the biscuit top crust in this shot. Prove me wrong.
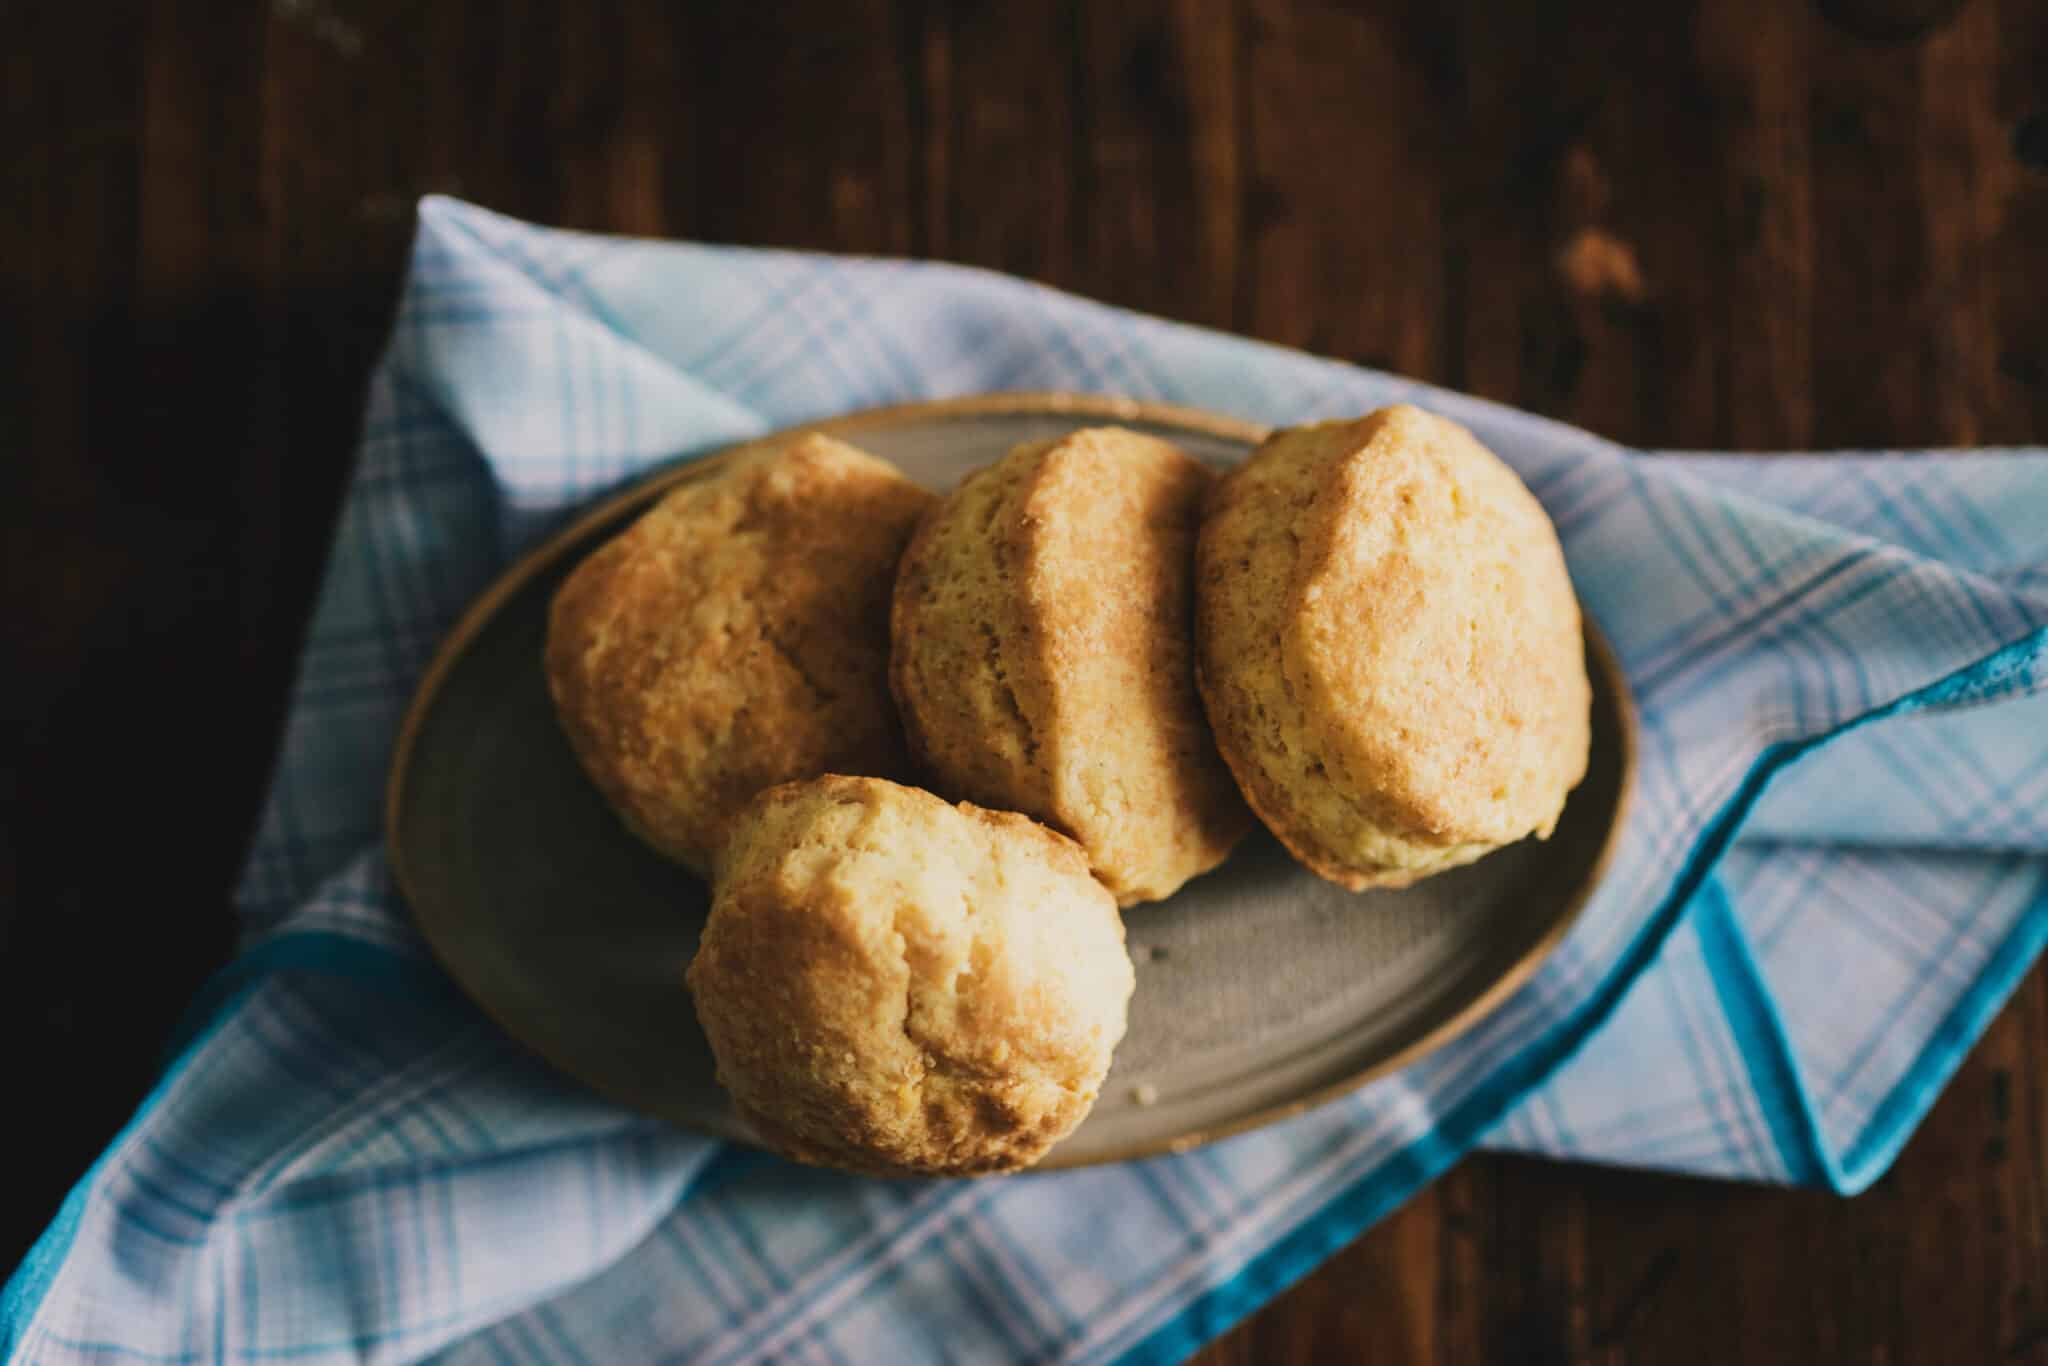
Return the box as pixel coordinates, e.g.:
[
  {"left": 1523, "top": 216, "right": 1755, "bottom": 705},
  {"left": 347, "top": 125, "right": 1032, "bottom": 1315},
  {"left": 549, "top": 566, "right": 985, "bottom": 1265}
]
[
  {"left": 688, "top": 774, "right": 1133, "bottom": 1175},
  {"left": 890, "top": 427, "right": 1250, "bottom": 904},
  {"left": 547, "top": 433, "right": 935, "bottom": 874},
  {"left": 1198, "top": 406, "right": 1590, "bottom": 876}
]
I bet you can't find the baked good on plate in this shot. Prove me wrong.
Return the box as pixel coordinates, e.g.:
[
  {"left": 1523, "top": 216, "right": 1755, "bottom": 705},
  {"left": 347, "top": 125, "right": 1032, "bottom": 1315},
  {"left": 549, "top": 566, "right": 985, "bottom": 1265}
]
[
  {"left": 545, "top": 433, "right": 935, "bottom": 876},
  {"left": 686, "top": 774, "right": 1133, "bottom": 1175},
  {"left": 1195, "top": 405, "right": 1591, "bottom": 891},
  {"left": 889, "top": 427, "right": 1251, "bottom": 906}
]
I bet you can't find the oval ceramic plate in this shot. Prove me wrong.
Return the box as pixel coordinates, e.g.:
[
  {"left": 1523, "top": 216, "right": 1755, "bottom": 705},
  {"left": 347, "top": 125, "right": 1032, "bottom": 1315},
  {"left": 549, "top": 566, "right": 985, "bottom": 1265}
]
[{"left": 388, "top": 394, "right": 1634, "bottom": 1170}]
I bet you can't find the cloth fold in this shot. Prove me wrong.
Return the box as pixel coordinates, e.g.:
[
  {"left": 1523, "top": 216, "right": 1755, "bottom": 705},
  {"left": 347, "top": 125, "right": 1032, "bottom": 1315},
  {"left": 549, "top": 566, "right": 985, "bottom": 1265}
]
[{"left": 7, "top": 196, "right": 2046, "bottom": 1366}]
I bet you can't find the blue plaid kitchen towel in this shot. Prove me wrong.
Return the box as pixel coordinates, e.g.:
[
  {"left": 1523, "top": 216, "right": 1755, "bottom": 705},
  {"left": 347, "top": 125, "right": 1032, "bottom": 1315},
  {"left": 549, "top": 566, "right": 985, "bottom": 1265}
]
[{"left": 8, "top": 196, "right": 2048, "bottom": 1365}]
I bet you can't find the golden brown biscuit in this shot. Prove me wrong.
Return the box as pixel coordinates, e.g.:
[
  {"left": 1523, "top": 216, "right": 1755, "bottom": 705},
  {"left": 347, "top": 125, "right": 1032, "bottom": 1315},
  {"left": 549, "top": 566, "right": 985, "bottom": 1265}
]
[
  {"left": 545, "top": 434, "right": 936, "bottom": 875},
  {"left": 889, "top": 427, "right": 1252, "bottom": 906},
  {"left": 687, "top": 775, "right": 1133, "bottom": 1176},
  {"left": 1196, "top": 406, "right": 1592, "bottom": 890}
]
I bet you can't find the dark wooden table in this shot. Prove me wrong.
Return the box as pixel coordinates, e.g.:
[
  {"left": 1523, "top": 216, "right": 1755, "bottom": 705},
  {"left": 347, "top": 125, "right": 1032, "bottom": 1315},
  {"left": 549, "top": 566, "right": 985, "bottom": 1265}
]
[{"left": 6, "top": 1, "right": 2045, "bottom": 1360}]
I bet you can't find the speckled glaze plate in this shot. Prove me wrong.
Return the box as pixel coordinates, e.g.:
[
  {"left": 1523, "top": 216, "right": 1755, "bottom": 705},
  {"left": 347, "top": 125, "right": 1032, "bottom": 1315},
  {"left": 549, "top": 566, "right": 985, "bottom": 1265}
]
[{"left": 387, "top": 394, "right": 1635, "bottom": 1170}]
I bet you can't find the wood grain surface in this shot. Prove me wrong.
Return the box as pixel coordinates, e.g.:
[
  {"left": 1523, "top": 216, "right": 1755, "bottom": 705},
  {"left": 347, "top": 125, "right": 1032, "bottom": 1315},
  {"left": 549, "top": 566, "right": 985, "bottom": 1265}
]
[{"left": 4, "top": 1, "right": 2045, "bottom": 1361}]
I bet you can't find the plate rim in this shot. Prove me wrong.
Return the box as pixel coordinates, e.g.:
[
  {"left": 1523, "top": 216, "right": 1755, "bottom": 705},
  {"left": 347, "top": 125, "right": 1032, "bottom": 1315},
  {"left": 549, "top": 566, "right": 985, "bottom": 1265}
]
[{"left": 385, "top": 391, "right": 1637, "bottom": 1172}]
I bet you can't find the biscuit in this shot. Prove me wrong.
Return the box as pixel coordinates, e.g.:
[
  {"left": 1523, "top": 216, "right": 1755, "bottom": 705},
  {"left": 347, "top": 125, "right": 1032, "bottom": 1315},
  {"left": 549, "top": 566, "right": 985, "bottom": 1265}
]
[
  {"left": 545, "top": 434, "right": 936, "bottom": 875},
  {"left": 1195, "top": 406, "right": 1591, "bottom": 890},
  {"left": 687, "top": 775, "right": 1133, "bottom": 1176},
  {"left": 890, "top": 427, "right": 1252, "bottom": 906}
]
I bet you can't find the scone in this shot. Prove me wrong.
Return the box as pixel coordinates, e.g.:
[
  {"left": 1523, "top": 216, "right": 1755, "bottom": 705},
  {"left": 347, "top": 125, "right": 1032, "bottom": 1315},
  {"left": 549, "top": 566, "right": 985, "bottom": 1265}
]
[
  {"left": 687, "top": 775, "right": 1133, "bottom": 1176},
  {"left": 546, "top": 434, "right": 936, "bottom": 875},
  {"left": 889, "top": 427, "right": 1252, "bottom": 906},
  {"left": 1196, "top": 405, "right": 1591, "bottom": 891}
]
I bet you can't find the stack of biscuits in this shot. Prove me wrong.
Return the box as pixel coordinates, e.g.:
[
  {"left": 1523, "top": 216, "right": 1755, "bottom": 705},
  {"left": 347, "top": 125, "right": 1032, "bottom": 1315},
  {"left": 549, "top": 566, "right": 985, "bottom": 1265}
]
[{"left": 544, "top": 408, "right": 1591, "bottom": 1176}]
